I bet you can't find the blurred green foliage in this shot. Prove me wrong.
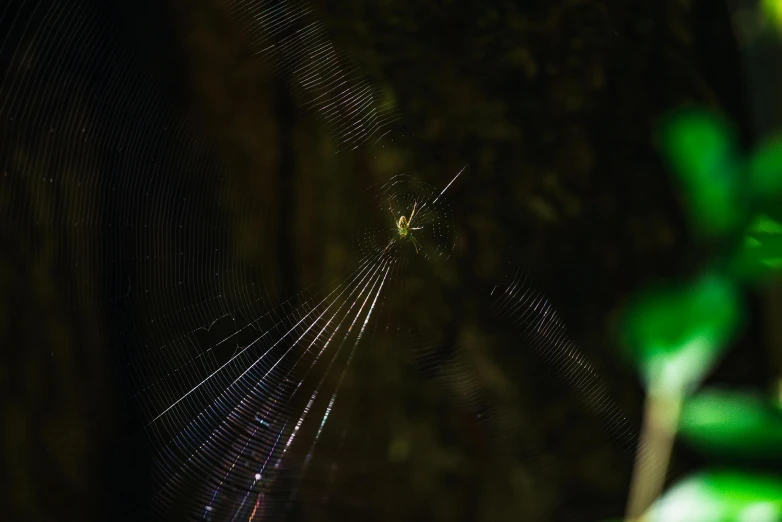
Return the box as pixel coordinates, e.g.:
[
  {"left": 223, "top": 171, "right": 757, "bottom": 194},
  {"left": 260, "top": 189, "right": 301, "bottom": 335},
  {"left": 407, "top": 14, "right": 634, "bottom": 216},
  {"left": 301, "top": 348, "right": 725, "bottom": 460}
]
[
  {"left": 749, "top": 136, "right": 782, "bottom": 197},
  {"left": 648, "top": 471, "right": 782, "bottom": 522},
  {"left": 661, "top": 110, "right": 744, "bottom": 238},
  {"left": 620, "top": 107, "right": 782, "bottom": 520},
  {"left": 679, "top": 388, "right": 782, "bottom": 459},
  {"left": 763, "top": 0, "right": 782, "bottom": 32},
  {"left": 622, "top": 273, "right": 742, "bottom": 395},
  {"left": 733, "top": 214, "right": 782, "bottom": 276}
]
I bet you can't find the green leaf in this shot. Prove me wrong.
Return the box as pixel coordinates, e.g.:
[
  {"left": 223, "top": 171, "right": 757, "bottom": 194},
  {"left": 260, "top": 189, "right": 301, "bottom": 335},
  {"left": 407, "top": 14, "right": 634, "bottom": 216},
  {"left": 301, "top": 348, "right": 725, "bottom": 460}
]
[
  {"left": 661, "top": 110, "right": 745, "bottom": 238},
  {"left": 763, "top": 0, "right": 782, "bottom": 33},
  {"left": 749, "top": 134, "right": 782, "bottom": 197},
  {"left": 747, "top": 214, "right": 782, "bottom": 235},
  {"left": 622, "top": 273, "right": 742, "bottom": 394},
  {"left": 647, "top": 471, "right": 782, "bottom": 522},
  {"left": 732, "top": 214, "right": 782, "bottom": 279},
  {"left": 679, "top": 388, "right": 782, "bottom": 459}
]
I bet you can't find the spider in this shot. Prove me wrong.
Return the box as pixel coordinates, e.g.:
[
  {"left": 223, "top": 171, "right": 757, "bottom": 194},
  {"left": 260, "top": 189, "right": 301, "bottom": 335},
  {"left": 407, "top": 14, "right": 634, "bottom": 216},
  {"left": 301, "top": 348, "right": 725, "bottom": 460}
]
[{"left": 385, "top": 200, "right": 424, "bottom": 254}]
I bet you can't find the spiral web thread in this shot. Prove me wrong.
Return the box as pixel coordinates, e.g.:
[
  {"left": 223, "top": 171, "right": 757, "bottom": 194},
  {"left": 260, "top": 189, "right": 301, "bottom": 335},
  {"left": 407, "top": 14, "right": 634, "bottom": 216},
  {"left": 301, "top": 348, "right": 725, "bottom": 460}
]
[
  {"left": 219, "top": 0, "right": 401, "bottom": 153},
  {"left": 491, "top": 267, "right": 661, "bottom": 472}
]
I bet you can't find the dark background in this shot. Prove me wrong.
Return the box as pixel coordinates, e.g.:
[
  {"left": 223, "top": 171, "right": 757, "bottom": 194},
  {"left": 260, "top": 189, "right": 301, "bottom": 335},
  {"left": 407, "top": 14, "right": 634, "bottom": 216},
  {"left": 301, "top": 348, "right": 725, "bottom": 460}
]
[{"left": 0, "top": 0, "right": 775, "bottom": 521}]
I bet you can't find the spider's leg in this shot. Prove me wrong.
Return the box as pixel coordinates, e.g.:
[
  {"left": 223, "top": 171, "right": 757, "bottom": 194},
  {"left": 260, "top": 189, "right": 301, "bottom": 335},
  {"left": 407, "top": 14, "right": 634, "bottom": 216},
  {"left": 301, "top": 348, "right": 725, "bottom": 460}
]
[
  {"left": 410, "top": 234, "right": 422, "bottom": 255},
  {"left": 388, "top": 198, "right": 399, "bottom": 227},
  {"left": 408, "top": 200, "right": 418, "bottom": 226}
]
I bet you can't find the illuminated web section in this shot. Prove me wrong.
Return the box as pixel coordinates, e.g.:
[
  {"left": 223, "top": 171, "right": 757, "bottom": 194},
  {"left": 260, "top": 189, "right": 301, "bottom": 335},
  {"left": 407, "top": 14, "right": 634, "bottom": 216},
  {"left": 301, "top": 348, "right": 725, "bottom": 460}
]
[
  {"left": 491, "top": 268, "right": 635, "bottom": 448},
  {"left": 144, "top": 172, "right": 461, "bottom": 521},
  {"left": 219, "top": 0, "right": 401, "bottom": 152},
  {"left": 147, "top": 253, "right": 398, "bottom": 520},
  {"left": 491, "top": 267, "right": 661, "bottom": 472}
]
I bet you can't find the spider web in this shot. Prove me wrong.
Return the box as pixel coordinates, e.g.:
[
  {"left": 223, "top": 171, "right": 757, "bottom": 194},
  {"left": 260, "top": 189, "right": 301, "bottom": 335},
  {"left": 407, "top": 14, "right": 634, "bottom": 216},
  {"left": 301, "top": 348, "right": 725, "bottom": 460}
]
[
  {"left": 0, "top": 4, "right": 462, "bottom": 515},
  {"left": 0, "top": 1, "right": 644, "bottom": 520},
  {"left": 218, "top": 0, "right": 401, "bottom": 153},
  {"left": 137, "top": 169, "right": 462, "bottom": 519}
]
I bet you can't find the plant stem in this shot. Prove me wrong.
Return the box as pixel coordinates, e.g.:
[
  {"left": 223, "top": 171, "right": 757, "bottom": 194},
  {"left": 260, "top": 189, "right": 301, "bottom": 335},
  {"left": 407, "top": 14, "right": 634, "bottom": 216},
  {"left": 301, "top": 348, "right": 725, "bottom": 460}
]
[{"left": 624, "top": 388, "right": 683, "bottom": 521}]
